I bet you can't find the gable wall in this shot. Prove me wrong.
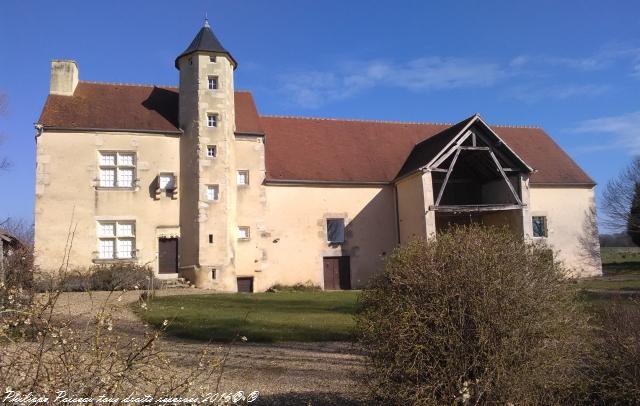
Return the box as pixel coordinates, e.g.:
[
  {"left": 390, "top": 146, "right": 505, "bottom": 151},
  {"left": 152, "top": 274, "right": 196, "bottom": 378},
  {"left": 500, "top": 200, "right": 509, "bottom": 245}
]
[{"left": 529, "top": 186, "right": 601, "bottom": 276}]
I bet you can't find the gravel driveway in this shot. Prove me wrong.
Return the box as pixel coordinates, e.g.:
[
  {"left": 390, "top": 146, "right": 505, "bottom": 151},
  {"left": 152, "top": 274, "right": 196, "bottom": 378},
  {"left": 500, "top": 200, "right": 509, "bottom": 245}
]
[{"left": 47, "top": 290, "right": 369, "bottom": 405}]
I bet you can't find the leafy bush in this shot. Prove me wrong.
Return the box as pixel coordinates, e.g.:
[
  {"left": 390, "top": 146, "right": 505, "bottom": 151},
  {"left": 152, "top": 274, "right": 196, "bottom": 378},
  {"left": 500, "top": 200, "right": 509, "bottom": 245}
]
[{"left": 357, "top": 225, "right": 588, "bottom": 405}]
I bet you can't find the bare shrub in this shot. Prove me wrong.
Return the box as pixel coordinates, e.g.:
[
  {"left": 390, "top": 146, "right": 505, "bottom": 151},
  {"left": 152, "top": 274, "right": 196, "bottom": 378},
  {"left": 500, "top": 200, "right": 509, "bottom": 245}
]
[
  {"left": 582, "top": 298, "right": 640, "bottom": 404},
  {"left": 357, "top": 225, "right": 589, "bottom": 405}
]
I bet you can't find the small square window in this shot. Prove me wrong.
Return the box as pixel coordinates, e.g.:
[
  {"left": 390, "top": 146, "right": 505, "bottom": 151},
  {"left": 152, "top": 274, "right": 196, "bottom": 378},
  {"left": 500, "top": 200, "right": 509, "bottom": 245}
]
[
  {"left": 207, "top": 114, "right": 218, "bottom": 128},
  {"left": 206, "top": 145, "right": 217, "bottom": 158},
  {"left": 158, "top": 173, "right": 176, "bottom": 190},
  {"left": 208, "top": 76, "right": 218, "bottom": 90},
  {"left": 532, "top": 216, "right": 547, "bottom": 238},
  {"left": 99, "top": 223, "right": 115, "bottom": 238},
  {"left": 99, "top": 239, "right": 115, "bottom": 259},
  {"left": 327, "top": 218, "right": 345, "bottom": 244},
  {"left": 209, "top": 55, "right": 216, "bottom": 63},
  {"left": 237, "top": 170, "right": 249, "bottom": 186},
  {"left": 99, "top": 168, "right": 116, "bottom": 187},
  {"left": 118, "top": 168, "right": 134, "bottom": 187},
  {"left": 238, "top": 226, "right": 250, "bottom": 240},
  {"left": 100, "top": 153, "right": 116, "bottom": 166},
  {"left": 206, "top": 185, "right": 219, "bottom": 201}
]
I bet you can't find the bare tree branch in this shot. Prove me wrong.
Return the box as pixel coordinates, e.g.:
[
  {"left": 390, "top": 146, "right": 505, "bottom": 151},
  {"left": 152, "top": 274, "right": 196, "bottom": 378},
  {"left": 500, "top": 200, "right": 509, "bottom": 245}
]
[{"left": 601, "top": 157, "right": 640, "bottom": 235}]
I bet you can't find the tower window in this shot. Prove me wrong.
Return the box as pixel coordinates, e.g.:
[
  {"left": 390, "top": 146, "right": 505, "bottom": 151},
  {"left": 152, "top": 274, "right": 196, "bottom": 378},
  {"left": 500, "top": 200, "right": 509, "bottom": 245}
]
[
  {"left": 209, "top": 55, "right": 216, "bottom": 63},
  {"left": 206, "top": 185, "right": 219, "bottom": 201},
  {"left": 207, "top": 114, "right": 218, "bottom": 128},
  {"left": 208, "top": 76, "right": 218, "bottom": 90},
  {"left": 237, "top": 170, "right": 249, "bottom": 186},
  {"left": 206, "top": 145, "right": 217, "bottom": 158},
  {"left": 208, "top": 234, "right": 214, "bottom": 244},
  {"left": 238, "top": 226, "right": 250, "bottom": 240}
]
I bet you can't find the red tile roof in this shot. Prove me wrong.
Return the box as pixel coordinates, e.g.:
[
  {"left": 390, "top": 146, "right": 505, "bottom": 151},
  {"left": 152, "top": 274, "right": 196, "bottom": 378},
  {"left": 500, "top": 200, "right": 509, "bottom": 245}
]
[
  {"left": 37, "top": 82, "right": 594, "bottom": 186},
  {"left": 261, "top": 116, "right": 595, "bottom": 186},
  {"left": 38, "top": 81, "right": 263, "bottom": 135}
]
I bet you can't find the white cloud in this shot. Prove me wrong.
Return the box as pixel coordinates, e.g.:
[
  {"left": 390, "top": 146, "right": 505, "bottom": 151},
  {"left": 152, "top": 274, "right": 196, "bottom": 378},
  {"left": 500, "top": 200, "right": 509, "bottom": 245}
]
[
  {"left": 507, "top": 84, "right": 610, "bottom": 103},
  {"left": 279, "top": 57, "right": 505, "bottom": 108},
  {"left": 573, "top": 111, "right": 640, "bottom": 154}
]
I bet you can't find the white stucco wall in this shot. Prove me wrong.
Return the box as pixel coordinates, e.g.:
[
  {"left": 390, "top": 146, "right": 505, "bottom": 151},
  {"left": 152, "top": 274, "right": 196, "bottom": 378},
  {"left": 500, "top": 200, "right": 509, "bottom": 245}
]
[
  {"left": 529, "top": 186, "right": 602, "bottom": 277},
  {"left": 35, "top": 130, "right": 181, "bottom": 274}
]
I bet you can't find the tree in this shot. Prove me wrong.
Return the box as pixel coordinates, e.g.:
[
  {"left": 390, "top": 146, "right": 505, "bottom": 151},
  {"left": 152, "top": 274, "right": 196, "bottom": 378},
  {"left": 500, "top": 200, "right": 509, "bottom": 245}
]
[
  {"left": 602, "top": 157, "right": 640, "bottom": 246},
  {"left": 628, "top": 182, "right": 640, "bottom": 246},
  {"left": 0, "top": 91, "right": 10, "bottom": 172}
]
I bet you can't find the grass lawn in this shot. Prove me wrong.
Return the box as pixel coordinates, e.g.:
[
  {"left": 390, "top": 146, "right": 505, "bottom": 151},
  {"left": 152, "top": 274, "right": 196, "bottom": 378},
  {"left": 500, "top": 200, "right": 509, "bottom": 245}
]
[
  {"left": 137, "top": 291, "right": 360, "bottom": 343},
  {"left": 576, "top": 246, "right": 640, "bottom": 307}
]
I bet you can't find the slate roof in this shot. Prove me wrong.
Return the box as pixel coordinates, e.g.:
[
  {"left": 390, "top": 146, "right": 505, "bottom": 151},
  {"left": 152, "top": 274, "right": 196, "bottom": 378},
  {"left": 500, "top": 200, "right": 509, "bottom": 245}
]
[
  {"left": 37, "top": 82, "right": 595, "bottom": 187},
  {"left": 175, "top": 22, "right": 237, "bottom": 68}
]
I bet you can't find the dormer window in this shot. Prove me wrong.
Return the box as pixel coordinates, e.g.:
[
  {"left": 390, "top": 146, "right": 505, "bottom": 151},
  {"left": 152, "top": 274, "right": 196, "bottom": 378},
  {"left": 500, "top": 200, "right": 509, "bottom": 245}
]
[
  {"left": 158, "top": 173, "right": 176, "bottom": 190},
  {"left": 207, "top": 114, "right": 218, "bottom": 128},
  {"left": 208, "top": 76, "right": 218, "bottom": 90}
]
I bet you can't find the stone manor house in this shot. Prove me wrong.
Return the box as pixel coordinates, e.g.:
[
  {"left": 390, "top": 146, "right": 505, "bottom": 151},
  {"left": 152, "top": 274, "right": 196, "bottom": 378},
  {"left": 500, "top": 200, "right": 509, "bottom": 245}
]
[{"left": 34, "top": 22, "right": 601, "bottom": 292}]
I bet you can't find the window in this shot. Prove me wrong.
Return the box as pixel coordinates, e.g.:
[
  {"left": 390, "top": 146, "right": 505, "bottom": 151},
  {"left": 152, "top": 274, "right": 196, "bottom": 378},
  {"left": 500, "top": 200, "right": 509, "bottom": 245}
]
[
  {"left": 99, "top": 152, "right": 136, "bottom": 188},
  {"left": 97, "top": 220, "right": 135, "bottom": 259},
  {"left": 208, "top": 234, "right": 214, "bottom": 244},
  {"left": 158, "top": 173, "right": 176, "bottom": 190},
  {"left": 211, "top": 269, "right": 216, "bottom": 279},
  {"left": 208, "top": 76, "right": 218, "bottom": 90},
  {"left": 327, "top": 218, "right": 345, "bottom": 244},
  {"left": 206, "top": 185, "right": 219, "bottom": 201},
  {"left": 209, "top": 55, "right": 216, "bottom": 63},
  {"left": 237, "top": 226, "right": 250, "bottom": 240},
  {"left": 207, "top": 114, "right": 218, "bottom": 128},
  {"left": 237, "top": 170, "right": 249, "bottom": 186},
  {"left": 532, "top": 216, "right": 547, "bottom": 238},
  {"left": 206, "top": 145, "right": 217, "bottom": 158}
]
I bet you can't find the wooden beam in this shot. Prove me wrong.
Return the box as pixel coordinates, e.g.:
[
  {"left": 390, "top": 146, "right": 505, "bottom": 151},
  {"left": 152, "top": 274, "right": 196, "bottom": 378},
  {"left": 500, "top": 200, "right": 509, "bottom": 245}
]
[
  {"left": 434, "top": 148, "right": 461, "bottom": 206},
  {"left": 430, "top": 130, "right": 472, "bottom": 169},
  {"left": 458, "top": 146, "right": 490, "bottom": 151},
  {"left": 429, "top": 204, "right": 523, "bottom": 213},
  {"left": 488, "top": 150, "right": 523, "bottom": 205}
]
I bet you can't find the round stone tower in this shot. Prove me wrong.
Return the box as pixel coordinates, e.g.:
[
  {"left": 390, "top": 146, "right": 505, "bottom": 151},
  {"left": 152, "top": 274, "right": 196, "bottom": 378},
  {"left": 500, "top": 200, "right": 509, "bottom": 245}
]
[{"left": 176, "top": 19, "right": 238, "bottom": 290}]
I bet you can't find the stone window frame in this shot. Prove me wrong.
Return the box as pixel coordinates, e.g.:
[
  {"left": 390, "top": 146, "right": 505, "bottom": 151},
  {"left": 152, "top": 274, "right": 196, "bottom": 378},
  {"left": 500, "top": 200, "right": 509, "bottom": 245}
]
[
  {"left": 531, "top": 214, "right": 548, "bottom": 238},
  {"left": 206, "top": 144, "right": 217, "bottom": 158},
  {"left": 237, "top": 226, "right": 251, "bottom": 241},
  {"left": 207, "top": 113, "right": 218, "bottom": 128},
  {"left": 97, "top": 151, "right": 137, "bottom": 190},
  {"left": 206, "top": 184, "right": 220, "bottom": 202},
  {"left": 237, "top": 170, "right": 249, "bottom": 186},
  {"left": 95, "top": 220, "right": 137, "bottom": 261},
  {"left": 207, "top": 76, "right": 218, "bottom": 90}
]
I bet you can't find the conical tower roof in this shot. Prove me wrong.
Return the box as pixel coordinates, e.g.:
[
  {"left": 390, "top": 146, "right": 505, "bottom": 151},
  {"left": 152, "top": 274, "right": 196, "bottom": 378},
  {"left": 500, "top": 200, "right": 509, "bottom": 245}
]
[{"left": 175, "top": 19, "right": 237, "bottom": 69}]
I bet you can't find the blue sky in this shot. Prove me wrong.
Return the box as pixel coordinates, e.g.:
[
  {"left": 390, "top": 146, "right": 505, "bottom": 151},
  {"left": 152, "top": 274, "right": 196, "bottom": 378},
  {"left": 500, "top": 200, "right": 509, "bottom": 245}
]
[{"left": 1, "top": 0, "right": 639, "bottom": 230}]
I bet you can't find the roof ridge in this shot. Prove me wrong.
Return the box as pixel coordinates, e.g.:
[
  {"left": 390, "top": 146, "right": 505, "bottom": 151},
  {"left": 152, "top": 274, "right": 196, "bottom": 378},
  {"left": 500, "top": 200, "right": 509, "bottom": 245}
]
[
  {"left": 260, "top": 114, "right": 453, "bottom": 126},
  {"left": 489, "top": 123, "right": 542, "bottom": 129},
  {"left": 80, "top": 80, "right": 178, "bottom": 89}
]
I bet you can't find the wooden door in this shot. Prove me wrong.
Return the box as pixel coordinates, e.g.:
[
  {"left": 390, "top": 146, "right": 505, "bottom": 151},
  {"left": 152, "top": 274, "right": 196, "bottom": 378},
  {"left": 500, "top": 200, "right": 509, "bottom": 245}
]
[
  {"left": 324, "top": 257, "right": 351, "bottom": 290},
  {"left": 237, "top": 277, "right": 254, "bottom": 293},
  {"left": 158, "top": 238, "right": 178, "bottom": 274}
]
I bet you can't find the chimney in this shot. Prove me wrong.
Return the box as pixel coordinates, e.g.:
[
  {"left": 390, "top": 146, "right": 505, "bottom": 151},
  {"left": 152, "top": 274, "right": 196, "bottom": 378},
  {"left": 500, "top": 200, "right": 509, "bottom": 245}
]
[{"left": 49, "top": 60, "right": 79, "bottom": 96}]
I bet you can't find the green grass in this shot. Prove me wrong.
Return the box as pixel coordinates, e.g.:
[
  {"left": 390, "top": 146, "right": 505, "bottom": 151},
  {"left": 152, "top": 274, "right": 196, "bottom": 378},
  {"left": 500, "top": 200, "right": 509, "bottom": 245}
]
[
  {"left": 136, "top": 291, "right": 360, "bottom": 343},
  {"left": 576, "top": 246, "right": 640, "bottom": 307}
]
